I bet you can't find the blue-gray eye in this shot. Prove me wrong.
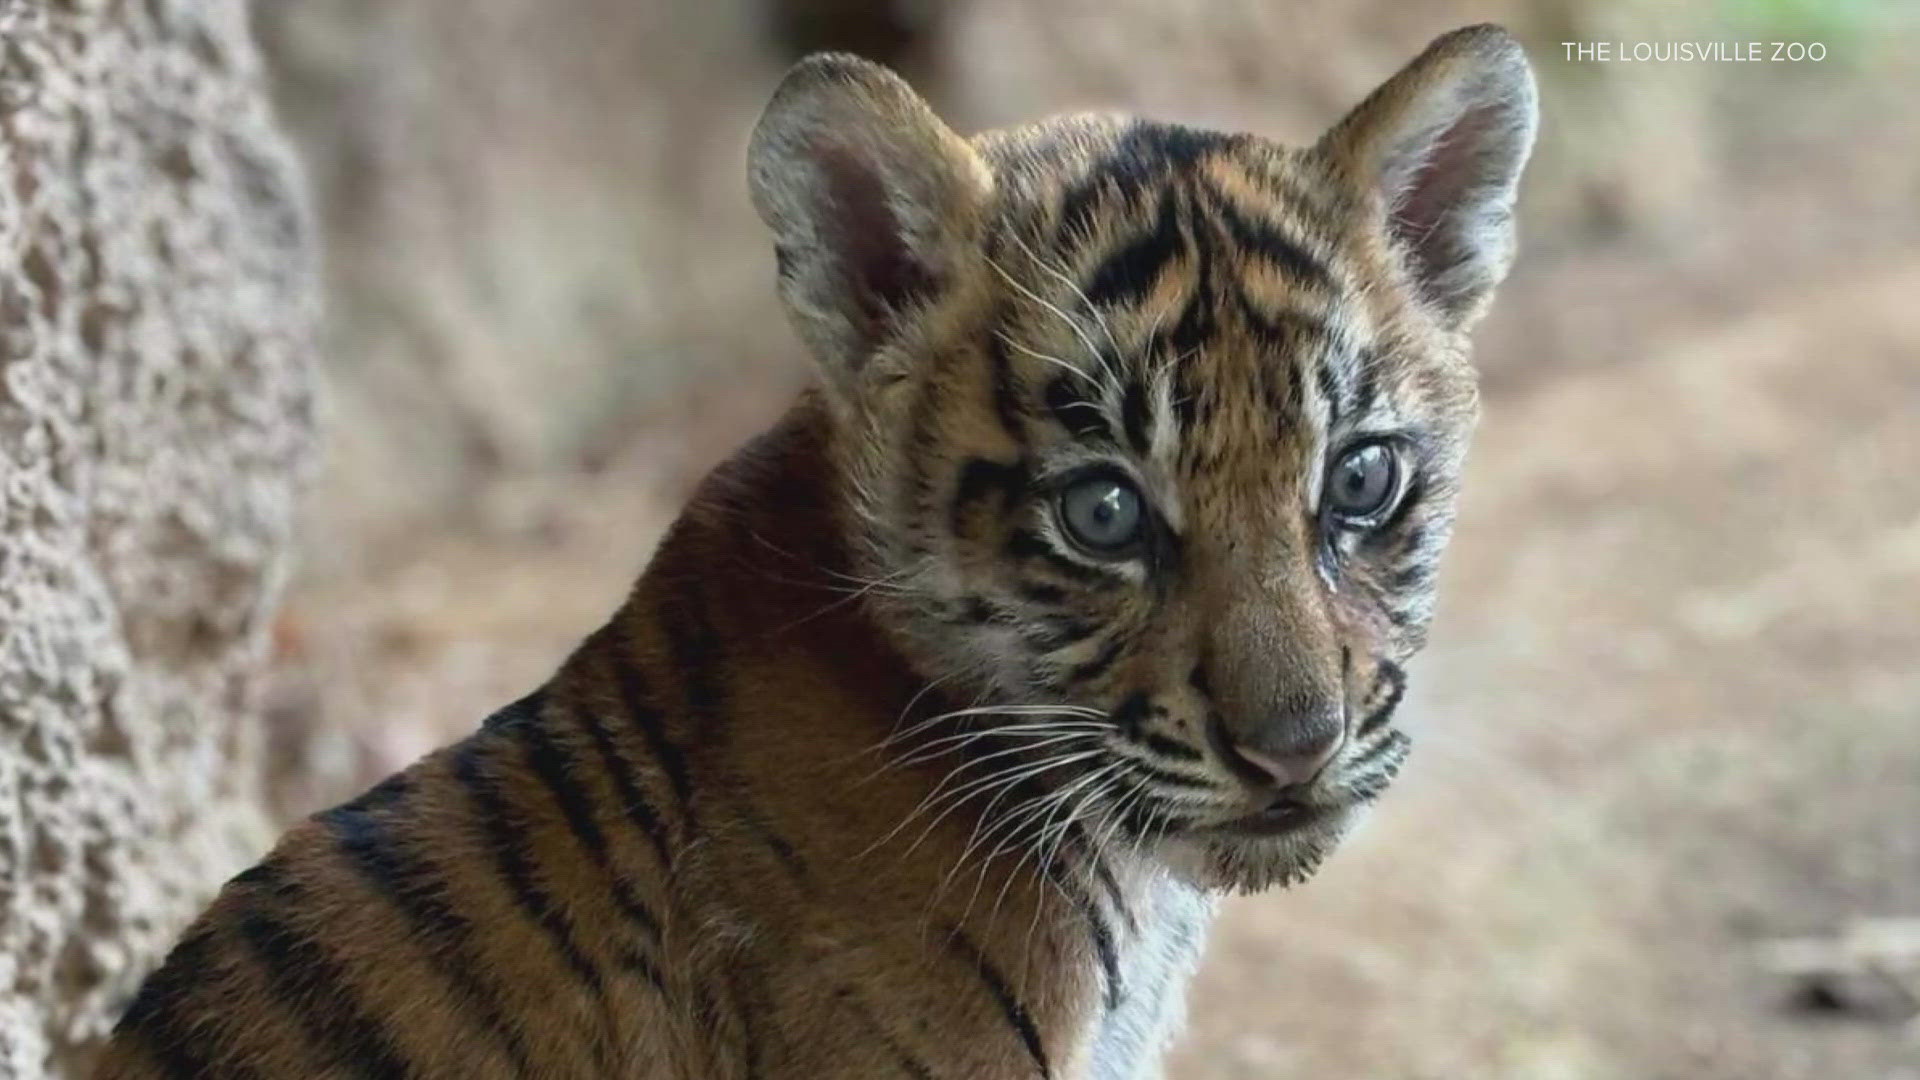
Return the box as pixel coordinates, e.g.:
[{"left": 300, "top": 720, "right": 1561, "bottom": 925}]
[
  {"left": 1326, "top": 441, "right": 1401, "bottom": 524},
  {"left": 1059, "top": 473, "right": 1144, "bottom": 555}
]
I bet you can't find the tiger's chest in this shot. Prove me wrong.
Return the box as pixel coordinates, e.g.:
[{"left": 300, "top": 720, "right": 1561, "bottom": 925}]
[{"left": 1080, "top": 878, "right": 1217, "bottom": 1079}]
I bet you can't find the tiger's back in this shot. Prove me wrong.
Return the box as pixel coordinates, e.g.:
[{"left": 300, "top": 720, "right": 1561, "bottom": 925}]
[
  {"left": 100, "top": 409, "right": 1202, "bottom": 1078},
  {"left": 97, "top": 25, "right": 1535, "bottom": 1080}
]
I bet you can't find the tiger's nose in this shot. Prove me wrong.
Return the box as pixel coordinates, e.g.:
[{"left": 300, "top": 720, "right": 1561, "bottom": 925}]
[{"left": 1207, "top": 706, "right": 1345, "bottom": 792}]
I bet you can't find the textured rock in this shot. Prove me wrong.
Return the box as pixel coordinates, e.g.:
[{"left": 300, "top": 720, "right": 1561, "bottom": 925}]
[
  {"left": 0, "top": 1, "right": 317, "bottom": 1074},
  {"left": 255, "top": 0, "right": 803, "bottom": 559}
]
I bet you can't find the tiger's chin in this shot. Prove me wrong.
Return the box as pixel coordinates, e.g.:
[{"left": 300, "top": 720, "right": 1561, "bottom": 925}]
[{"left": 1153, "top": 802, "right": 1367, "bottom": 894}]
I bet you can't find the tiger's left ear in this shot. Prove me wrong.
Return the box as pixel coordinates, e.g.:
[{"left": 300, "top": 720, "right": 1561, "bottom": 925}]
[
  {"left": 749, "top": 54, "right": 990, "bottom": 396},
  {"left": 1316, "top": 25, "right": 1538, "bottom": 331}
]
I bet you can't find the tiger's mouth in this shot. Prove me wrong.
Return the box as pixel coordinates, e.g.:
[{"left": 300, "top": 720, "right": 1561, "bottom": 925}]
[
  {"left": 1137, "top": 728, "right": 1411, "bottom": 891},
  {"left": 1184, "top": 726, "right": 1412, "bottom": 837},
  {"left": 1151, "top": 798, "right": 1358, "bottom": 893},
  {"left": 1198, "top": 797, "right": 1345, "bottom": 838}
]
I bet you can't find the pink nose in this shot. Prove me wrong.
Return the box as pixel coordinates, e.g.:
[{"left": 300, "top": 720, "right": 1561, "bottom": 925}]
[{"left": 1208, "top": 711, "right": 1345, "bottom": 792}]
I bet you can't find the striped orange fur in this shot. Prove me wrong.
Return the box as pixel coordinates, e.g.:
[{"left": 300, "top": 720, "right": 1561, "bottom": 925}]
[{"left": 96, "top": 25, "right": 1535, "bottom": 1079}]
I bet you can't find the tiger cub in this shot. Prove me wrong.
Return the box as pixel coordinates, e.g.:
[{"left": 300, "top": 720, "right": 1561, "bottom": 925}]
[{"left": 97, "top": 24, "right": 1536, "bottom": 1080}]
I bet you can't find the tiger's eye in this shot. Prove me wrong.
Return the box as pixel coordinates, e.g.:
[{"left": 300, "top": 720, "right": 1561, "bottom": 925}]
[
  {"left": 1326, "top": 442, "right": 1400, "bottom": 524},
  {"left": 1060, "top": 474, "right": 1144, "bottom": 555}
]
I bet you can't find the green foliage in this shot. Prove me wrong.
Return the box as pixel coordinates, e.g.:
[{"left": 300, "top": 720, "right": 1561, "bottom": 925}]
[{"left": 1716, "top": 0, "right": 1913, "bottom": 58}]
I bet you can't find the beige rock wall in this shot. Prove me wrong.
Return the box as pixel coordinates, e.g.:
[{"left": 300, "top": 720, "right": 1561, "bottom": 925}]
[
  {"left": 256, "top": 0, "right": 806, "bottom": 565},
  {"left": 0, "top": 2, "right": 318, "bottom": 1074}
]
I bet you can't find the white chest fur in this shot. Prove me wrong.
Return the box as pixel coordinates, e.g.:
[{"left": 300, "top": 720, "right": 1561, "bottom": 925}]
[{"left": 1081, "top": 877, "right": 1218, "bottom": 1079}]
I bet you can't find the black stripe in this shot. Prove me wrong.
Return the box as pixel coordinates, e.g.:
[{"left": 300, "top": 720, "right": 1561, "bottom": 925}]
[
  {"left": 1120, "top": 379, "right": 1152, "bottom": 455},
  {"left": 945, "top": 594, "right": 1011, "bottom": 627},
  {"left": 1169, "top": 356, "right": 1204, "bottom": 441},
  {"left": 986, "top": 324, "right": 1028, "bottom": 439},
  {"left": 658, "top": 587, "right": 805, "bottom": 890},
  {"left": 1023, "top": 614, "right": 1099, "bottom": 652},
  {"left": 1044, "top": 375, "right": 1113, "bottom": 445},
  {"left": 573, "top": 700, "right": 675, "bottom": 869},
  {"left": 900, "top": 356, "right": 947, "bottom": 521},
  {"left": 1056, "top": 126, "right": 1172, "bottom": 245},
  {"left": 617, "top": 945, "right": 670, "bottom": 997},
  {"left": 1055, "top": 174, "right": 1113, "bottom": 250},
  {"left": 1078, "top": 886, "right": 1125, "bottom": 1013},
  {"left": 1358, "top": 660, "right": 1407, "bottom": 738},
  {"left": 1244, "top": 164, "right": 1338, "bottom": 226},
  {"left": 727, "top": 966, "right": 767, "bottom": 1080},
  {"left": 1165, "top": 200, "right": 1216, "bottom": 360},
  {"left": 1351, "top": 345, "right": 1382, "bottom": 415},
  {"left": 1065, "top": 634, "right": 1128, "bottom": 684},
  {"left": 1034, "top": 846, "right": 1123, "bottom": 1013},
  {"left": 951, "top": 456, "right": 1030, "bottom": 537},
  {"left": 1085, "top": 185, "right": 1184, "bottom": 308},
  {"left": 1062, "top": 821, "right": 1134, "bottom": 933},
  {"left": 1139, "top": 731, "right": 1203, "bottom": 763},
  {"left": 1383, "top": 562, "right": 1433, "bottom": 593},
  {"left": 1124, "top": 757, "right": 1212, "bottom": 790},
  {"left": 693, "top": 985, "right": 724, "bottom": 1037},
  {"left": 837, "top": 987, "right": 938, "bottom": 1080},
  {"left": 1118, "top": 797, "right": 1167, "bottom": 839},
  {"left": 1055, "top": 151, "right": 1151, "bottom": 247},
  {"left": 227, "top": 860, "right": 283, "bottom": 893},
  {"left": 234, "top": 880, "right": 411, "bottom": 1080},
  {"left": 1122, "top": 122, "right": 1237, "bottom": 168},
  {"left": 1347, "top": 729, "right": 1412, "bottom": 778},
  {"left": 453, "top": 740, "right": 606, "bottom": 996},
  {"left": 1259, "top": 347, "right": 1303, "bottom": 417},
  {"left": 1232, "top": 287, "right": 1330, "bottom": 354},
  {"left": 947, "top": 927, "right": 1051, "bottom": 1077},
  {"left": 1109, "top": 691, "right": 1153, "bottom": 738},
  {"left": 1204, "top": 181, "right": 1334, "bottom": 290},
  {"left": 1006, "top": 528, "right": 1116, "bottom": 587},
  {"left": 660, "top": 578, "right": 727, "bottom": 733},
  {"left": 321, "top": 790, "right": 537, "bottom": 1074},
  {"left": 1392, "top": 521, "right": 1431, "bottom": 562},
  {"left": 608, "top": 643, "right": 697, "bottom": 828},
  {"left": 335, "top": 770, "right": 410, "bottom": 814},
  {"left": 516, "top": 720, "right": 664, "bottom": 941},
  {"left": 1313, "top": 349, "right": 1349, "bottom": 428},
  {"left": 115, "top": 929, "right": 253, "bottom": 1080},
  {"left": 1016, "top": 581, "right": 1069, "bottom": 607},
  {"left": 742, "top": 803, "right": 810, "bottom": 883},
  {"left": 480, "top": 688, "right": 545, "bottom": 732},
  {"left": 1056, "top": 122, "right": 1235, "bottom": 245}
]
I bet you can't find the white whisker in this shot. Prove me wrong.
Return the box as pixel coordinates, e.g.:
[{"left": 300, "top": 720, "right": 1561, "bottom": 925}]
[
  {"left": 995, "top": 331, "right": 1094, "bottom": 385},
  {"left": 868, "top": 748, "right": 1103, "bottom": 865},
  {"left": 987, "top": 254, "right": 1117, "bottom": 386},
  {"left": 1010, "top": 231, "right": 1122, "bottom": 361}
]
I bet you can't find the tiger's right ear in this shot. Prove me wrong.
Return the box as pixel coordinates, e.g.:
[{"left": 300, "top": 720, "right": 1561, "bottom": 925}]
[
  {"left": 1315, "top": 25, "right": 1537, "bottom": 331},
  {"left": 749, "top": 54, "right": 990, "bottom": 394}
]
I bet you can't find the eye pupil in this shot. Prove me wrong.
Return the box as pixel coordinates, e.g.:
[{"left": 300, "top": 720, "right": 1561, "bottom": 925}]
[
  {"left": 1327, "top": 442, "right": 1400, "bottom": 524},
  {"left": 1060, "top": 474, "right": 1144, "bottom": 555}
]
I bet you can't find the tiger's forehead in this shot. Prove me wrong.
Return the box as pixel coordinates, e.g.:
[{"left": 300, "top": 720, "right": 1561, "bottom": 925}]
[{"left": 973, "top": 117, "right": 1418, "bottom": 486}]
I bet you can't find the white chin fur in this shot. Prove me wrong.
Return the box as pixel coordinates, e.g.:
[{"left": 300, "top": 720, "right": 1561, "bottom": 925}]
[{"left": 1151, "top": 804, "right": 1365, "bottom": 894}]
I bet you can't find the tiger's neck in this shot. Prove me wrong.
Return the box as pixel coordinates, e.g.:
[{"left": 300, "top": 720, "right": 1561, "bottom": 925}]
[{"left": 576, "top": 394, "right": 1210, "bottom": 1077}]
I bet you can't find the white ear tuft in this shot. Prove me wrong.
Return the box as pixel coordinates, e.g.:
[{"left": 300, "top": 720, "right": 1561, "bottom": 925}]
[
  {"left": 748, "top": 54, "right": 989, "bottom": 390},
  {"left": 1316, "top": 25, "right": 1538, "bottom": 329}
]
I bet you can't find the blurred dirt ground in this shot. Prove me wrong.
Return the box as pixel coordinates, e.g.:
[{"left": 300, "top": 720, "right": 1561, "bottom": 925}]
[{"left": 255, "top": 1, "right": 1920, "bottom": 1076}]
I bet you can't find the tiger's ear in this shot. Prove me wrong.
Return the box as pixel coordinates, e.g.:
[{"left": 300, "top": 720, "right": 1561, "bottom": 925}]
[
  {"left": 1316, "top": 25, "right": 1537, "bottom": 330},
  {"left": 749, "top": 54, "right": 990, "bottom": 393}
]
